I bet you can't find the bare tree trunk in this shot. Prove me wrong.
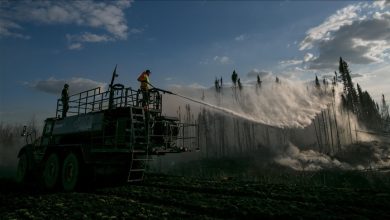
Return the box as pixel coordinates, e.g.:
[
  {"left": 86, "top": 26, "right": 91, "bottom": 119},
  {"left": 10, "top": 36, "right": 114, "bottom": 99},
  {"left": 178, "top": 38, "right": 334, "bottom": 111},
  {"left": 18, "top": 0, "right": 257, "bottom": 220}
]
[
  {"left": 347, "top": 110, "right": 353, "bottom": 144},
  {"left": 313, "top": 119, "right": 320, "bottom": 151},
  {"left": 327, "top": 106, "right": 334, "bottom": 155},
  {"left": 321, "top": 111, "right": 329, "bottom": 154},
  {"left": 332, "top": 99, "right": 341, "bottom": 152},
  {"left": 317, "top": 117, "right": 323, "bottom": 152}
]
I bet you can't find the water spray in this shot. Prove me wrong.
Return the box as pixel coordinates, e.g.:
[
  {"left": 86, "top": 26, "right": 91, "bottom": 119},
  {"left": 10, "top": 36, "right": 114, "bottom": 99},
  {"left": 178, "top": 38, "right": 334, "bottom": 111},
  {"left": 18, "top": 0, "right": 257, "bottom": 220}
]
[{"left": 150, "top": 83, "right": 261, "bottom": 123}]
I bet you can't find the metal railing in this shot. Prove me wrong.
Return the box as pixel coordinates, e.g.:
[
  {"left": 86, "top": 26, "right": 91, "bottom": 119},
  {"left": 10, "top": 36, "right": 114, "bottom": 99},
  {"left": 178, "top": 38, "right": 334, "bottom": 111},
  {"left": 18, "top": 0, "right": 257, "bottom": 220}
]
[{"left": 56, "top": 87, "right": 163, "bottom": 118}]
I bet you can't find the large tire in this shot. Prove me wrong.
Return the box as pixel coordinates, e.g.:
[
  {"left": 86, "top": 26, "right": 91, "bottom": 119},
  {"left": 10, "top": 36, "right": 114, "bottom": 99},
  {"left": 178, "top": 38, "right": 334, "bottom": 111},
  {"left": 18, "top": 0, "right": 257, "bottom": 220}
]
[
  {"left": 62, "top": 153, "right": 81, "bottom": 192},
  {"left": 42, "top": 153, "right": 60, "bottom": 190},
  {"left": 15, "top": 153, "right": 29, "bottom": 184}
]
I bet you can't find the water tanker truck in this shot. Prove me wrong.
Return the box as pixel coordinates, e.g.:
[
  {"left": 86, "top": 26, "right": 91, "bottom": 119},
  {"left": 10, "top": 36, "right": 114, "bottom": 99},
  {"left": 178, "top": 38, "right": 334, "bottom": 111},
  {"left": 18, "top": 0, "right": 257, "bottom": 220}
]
[{"left": 15, "top": 67, "right": 197, "bottom": 191}]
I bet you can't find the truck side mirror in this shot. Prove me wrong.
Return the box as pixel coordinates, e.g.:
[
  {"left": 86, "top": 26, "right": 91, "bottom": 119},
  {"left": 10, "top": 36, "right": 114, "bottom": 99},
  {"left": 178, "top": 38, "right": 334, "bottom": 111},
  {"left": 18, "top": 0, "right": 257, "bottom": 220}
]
[{"left": 21, "top": 125, "right": 27, "bottom": 136}]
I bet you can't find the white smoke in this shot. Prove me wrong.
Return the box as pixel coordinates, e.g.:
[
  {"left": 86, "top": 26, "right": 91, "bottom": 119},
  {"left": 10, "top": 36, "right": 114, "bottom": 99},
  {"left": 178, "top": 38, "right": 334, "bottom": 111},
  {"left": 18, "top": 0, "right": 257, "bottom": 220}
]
[
  {"left": 169, "top": 75, "right": 334, "bottom": 128},
  {"left": 274, "top": 143, "right": 353, "bottom": 171},
  {"left": 160, "top": 76, "right": 390, "bottom": 171}
]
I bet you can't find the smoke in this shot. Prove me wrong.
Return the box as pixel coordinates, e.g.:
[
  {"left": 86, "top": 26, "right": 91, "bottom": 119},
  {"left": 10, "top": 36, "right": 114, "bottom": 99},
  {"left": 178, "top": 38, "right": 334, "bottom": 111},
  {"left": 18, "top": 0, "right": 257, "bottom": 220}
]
[
  {"left": 169, "top": 75, "right": 334, "bottom": 128},
  {"left": 274, "top": 143, "right": 353, "bottom": 171},
  {"left": 161, "top": 76, "right": 390, "bottom": 172},
  {"left": 0, "top": 123, "right": 25, "bottom": 178}
]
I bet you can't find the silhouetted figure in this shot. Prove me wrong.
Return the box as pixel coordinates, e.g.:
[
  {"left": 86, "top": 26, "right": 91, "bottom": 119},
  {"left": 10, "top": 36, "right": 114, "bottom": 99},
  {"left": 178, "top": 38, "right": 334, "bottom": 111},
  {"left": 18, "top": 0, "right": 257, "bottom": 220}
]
[
  {"left": 61, "top": 84, "right": 69, "bottom": 118},
  {"left": 275, "top": 76, "right": 280, "bottom": 84}
]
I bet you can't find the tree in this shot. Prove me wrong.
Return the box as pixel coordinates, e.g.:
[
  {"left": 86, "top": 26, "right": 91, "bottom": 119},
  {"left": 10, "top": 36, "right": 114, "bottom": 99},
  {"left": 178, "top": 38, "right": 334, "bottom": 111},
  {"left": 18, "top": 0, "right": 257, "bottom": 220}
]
[
  {"left": 214, "top": 77, "right": 220, "bottom": 92},
  {"left": 315, "top": 75, "right": 320, "bottom": 88},
  {"left": 231, "top": 70, "right": 238, "bottom": 87},
  {"left": 381, "top": 94, "right": 390, "bottom": 120},
  {"left": 332, "top": 71, "right": 338, "bottom": 86},
  {"left": 338, "top": 57, "right": 359, "bottom": 113},
  {"left": 238, "top": 78, "right": 242, "bottom": 91},
  {"left": 257, "top": 75, "right": 262, "bottom": 88}
]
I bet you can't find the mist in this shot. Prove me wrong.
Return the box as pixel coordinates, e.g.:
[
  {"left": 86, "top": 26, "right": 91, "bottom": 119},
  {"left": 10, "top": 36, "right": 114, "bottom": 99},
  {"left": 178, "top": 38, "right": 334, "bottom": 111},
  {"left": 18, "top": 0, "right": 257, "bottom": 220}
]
[
  {"left": 156, "top": 75, "right": 390, "bottom": 172},
  {"left": 0, "top": 123, "right": 26, "bottom": 178},
  {"left": 169, "top": 75, "right": 334, "bottom": 128}
]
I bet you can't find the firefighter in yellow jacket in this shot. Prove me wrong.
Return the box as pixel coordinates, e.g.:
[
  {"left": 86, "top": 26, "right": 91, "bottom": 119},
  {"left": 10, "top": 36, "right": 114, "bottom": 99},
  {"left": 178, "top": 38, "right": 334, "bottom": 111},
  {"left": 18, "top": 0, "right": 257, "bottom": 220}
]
[{"left": 137, "top": 69, "right": 151, "bottom": 108}]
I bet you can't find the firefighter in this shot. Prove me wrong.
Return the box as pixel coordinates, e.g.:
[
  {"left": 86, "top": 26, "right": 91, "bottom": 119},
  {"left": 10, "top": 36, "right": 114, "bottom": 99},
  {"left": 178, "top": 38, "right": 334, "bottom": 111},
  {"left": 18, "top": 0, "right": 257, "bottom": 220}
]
[
  {"left": 137, "top": 69, "right": 151, "bottom": 108},
  {"left": 61, "top": 84, "right": 69, "bottom": 118}
]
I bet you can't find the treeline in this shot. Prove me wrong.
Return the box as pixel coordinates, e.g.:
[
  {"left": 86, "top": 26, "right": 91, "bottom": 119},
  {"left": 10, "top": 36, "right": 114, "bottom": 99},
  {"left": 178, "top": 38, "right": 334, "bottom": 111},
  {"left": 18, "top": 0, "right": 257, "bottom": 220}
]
[{"left": 335, "top": 57, "right": 389, "bottom": 131}]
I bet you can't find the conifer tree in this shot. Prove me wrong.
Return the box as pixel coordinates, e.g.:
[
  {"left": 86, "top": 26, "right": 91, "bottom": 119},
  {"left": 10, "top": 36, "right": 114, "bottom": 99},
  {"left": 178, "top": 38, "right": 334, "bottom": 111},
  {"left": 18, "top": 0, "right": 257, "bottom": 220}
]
[
  {"left": 214, "top": 77, "right": 220, "bottom": 92},
  {"left": 231, "top": 70, "right": 238, "bottom": 87},
  {"left": 257, "top": 75, "right": 262, "bottom": 88},
  {"left": 381, "top": 94, "right": 390, "bottom": 120},
  {"left": 238, "top": 78, "right": 242, "bottom": 90},
  {"left": 315, "top": 75, "right": 320, "bottom": 88},
  {"left": 338, "top": 57, "right": 359, "bottom": 113}
]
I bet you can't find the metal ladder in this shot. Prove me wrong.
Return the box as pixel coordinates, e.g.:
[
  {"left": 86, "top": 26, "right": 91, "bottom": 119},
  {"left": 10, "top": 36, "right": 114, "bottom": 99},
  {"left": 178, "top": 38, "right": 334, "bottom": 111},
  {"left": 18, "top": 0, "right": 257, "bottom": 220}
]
[{"left": 127, "top": 107, "right": 150, "bottom": 182}]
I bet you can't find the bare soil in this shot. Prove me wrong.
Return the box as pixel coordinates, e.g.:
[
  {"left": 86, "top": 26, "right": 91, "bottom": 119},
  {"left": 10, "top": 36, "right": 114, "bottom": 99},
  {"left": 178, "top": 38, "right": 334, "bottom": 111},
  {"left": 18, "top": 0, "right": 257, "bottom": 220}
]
[{"left": 1, "top": 173, "right": 390, "bottom": 219}]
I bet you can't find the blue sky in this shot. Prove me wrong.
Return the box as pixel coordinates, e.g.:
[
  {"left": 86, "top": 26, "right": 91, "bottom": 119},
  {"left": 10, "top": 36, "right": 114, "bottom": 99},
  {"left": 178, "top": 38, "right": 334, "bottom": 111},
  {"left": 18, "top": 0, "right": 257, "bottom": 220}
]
[{"left": 1, "top": 0, "right": 389, "bottom": 124}]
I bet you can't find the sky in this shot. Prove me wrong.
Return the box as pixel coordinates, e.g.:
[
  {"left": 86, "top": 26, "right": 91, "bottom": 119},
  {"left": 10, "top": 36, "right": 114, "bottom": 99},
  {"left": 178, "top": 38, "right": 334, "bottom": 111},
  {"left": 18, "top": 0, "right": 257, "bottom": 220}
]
[{"left": 0, "top": 0, "right": 389, "bottom": 125}]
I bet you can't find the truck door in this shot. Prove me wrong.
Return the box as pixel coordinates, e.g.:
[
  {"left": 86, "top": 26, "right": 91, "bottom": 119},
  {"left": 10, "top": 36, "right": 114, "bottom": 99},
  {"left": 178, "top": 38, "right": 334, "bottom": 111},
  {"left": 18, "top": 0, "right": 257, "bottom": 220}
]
[{"left": 41, "top": 119, "right": 54, "bottom": 147}]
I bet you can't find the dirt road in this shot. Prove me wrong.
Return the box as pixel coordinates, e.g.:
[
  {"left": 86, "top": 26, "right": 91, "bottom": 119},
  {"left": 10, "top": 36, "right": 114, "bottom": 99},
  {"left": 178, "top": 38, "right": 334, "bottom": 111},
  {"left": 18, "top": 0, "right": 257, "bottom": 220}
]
[{"left": 1, "top": 174, "right": 390, "bottom": 219}]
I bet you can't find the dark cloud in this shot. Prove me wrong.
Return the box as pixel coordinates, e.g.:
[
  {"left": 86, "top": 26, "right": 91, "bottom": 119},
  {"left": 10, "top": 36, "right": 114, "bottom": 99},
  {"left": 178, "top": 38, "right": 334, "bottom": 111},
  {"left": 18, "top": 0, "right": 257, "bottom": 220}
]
[
  {"left": 27, "top": 77, "right": 106, "bottom": 95},
  {"left": 308, "top": 14, "right": 390, "bottom": 70}
]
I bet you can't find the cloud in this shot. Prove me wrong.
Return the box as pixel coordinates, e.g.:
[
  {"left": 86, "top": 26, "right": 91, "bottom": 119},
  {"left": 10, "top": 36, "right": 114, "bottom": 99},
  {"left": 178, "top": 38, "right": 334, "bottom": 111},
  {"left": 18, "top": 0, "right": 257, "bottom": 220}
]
[
  {"left": 0, "top": 19, "right": 30, "bottom": 39},
  {"left": 0, "top": 0, "right": 135, "bottom": 48},
  {"left": 247, "top": 69, "right": 272, "bottom": 78},
  {"left": 129, "top": 28, "right": 144, "bottom": 34},
  {"left": 213, "top": 56, "right": 231, "bottom": 64},
  {"left": 279, "top": 53, "right": 316, "bottom": 69},
  {"left": 68, "top": 43, "right": 83, "bottom": 50},
  {"left": 354, "top": 64, "right": 390, "bottom": 100},
  {"left": 235, "top": 34, "right": 246, "bottom": 41},
  {"left": 299, "top": 4, "right": 362, "bottom": 50},
  {"left": 72, "top": 32, "right": 112, "bottom": 43},
  {"left": 26, "top": 77, "right": 106, "bottom": 95},
  {"left": 279, "top": 59, "right": 303, "bottom": 66},
  {"left": 300, "top": 2, "right": 390, "bottom": 70},
  {"left": 303, "top": 53, "right": 315, "bottom": 62},
  {"left": 374, "top": 0, "right": 390, "bottom": 10}
]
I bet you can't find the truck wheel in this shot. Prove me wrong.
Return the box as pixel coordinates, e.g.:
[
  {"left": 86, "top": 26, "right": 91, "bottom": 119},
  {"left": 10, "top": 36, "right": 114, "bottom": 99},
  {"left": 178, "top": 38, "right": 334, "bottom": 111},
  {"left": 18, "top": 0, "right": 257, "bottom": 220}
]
[
  {"left": 43, "top": 153, "right": 60, "bottom": 190},
  {"left": 16, "top": 153, "right": 29, "bottom": 184},
  {"left": 62, "top": 153, "right": 80, "bottom": 191}
]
